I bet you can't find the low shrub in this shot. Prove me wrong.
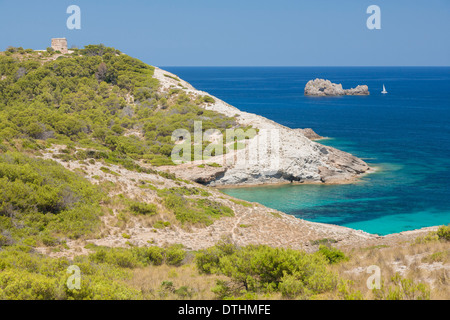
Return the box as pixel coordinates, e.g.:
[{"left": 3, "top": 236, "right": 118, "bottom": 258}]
[
  {"left": 153, "top": 221, "right": 171, "bottom": 229},
  {"left": 129, "top": 201, "right": 158, "bottom": 216},
  {"left": 0, "top": 152, "right": 103, "bottom": 246},
  {"left": 373, "top": 274, "right": 431, "bottom": 300},
  {"left": 317, "top": 245, "right": 348, "bottom": 264},
  {"left": 164, "top": 244, "right": 186, "bottom": 266},
  {"left": 163, "top": 193, "right": 233, "bottom": 226},
  {"left": 196, "top": 243, "right": 337, "bottom": 299},
  {"left": 0, "top": 246, "right": 141, "bottom": 300},
  {"left": 436, "top": 225, "right": 450, "bottom": 241}
]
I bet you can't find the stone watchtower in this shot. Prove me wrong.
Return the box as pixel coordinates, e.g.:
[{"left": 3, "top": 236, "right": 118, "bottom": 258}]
[{"left": 51, "top": 38, "right": 68, "bottom": 53}]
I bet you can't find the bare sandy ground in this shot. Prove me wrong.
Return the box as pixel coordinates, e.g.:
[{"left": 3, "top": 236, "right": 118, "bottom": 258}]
[
  {"left": 152, "top": 67, "right": 372, "bottom": 187},
  {"left": 37, "top": 146, "right": 439, "bottom": 260},
  {"left": 33, "top": 67, "right": 444, "bottom": 259}
]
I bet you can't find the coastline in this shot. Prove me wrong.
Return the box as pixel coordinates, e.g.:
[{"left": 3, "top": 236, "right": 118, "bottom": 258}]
[
  {"left": 149, "top": 67, "right": 445, "bottom": 246},
  {"left": 153, "top": 66, "right": 372, "bottom": 188},
  {"left": 215, "top": 166, "right": 379, "bottom": 190}
]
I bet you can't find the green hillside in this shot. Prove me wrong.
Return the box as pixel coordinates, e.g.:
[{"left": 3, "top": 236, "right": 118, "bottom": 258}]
[
  {"left": 0, "top": 45, "right": 241, "bottom": 166},
  {"left": 0, "top": 45, "right": 446, "bottom": 301}
]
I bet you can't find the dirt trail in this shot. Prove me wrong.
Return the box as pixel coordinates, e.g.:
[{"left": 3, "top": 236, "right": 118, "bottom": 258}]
[{"left": 36, "top": 147, "right": 440, "bottom": 260}]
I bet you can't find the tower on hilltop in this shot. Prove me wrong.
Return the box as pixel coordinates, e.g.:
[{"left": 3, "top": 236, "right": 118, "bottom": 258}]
[{"left": 51, "top": 38, "right": 68, "bottom": 53}]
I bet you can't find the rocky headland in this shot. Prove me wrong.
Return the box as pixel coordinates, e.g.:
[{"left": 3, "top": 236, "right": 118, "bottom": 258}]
[
  {"left": 32, "top": 60, "right": 442, "bottom": 262},
  {"left": 154, "top": 68, "right": 372, "bottom": 187},
  {"left": 305, "top": 78, "right": 369, "bottom": 96}
]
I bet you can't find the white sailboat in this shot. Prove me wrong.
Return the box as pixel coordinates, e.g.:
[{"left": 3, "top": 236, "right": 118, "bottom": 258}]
[{"left": 381, "top": 84, "right": 388, "bottom": 94}]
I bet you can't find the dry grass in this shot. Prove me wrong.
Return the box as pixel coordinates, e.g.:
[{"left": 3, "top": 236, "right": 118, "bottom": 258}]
[
  {"left": 333, "top": 240, "right": 450, "bottom": 299},
  {"left": 121, "top": 237, "right": 449, "bottom": 300},
  {"left": 126, "top": 264, "right": 225, "bottom": 300},
  {"left": 34, "top": 146, "right": 450, "bottom": 300}
]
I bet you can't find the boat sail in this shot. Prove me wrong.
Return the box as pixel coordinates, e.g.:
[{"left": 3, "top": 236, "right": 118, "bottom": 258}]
[{"left": 381, "top": 84, "right": 388, "bottom": 94}]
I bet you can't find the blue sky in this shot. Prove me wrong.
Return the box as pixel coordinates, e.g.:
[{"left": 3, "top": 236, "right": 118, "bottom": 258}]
[{"left": 0, "top": 0, "right": 449, "bottom": 66}]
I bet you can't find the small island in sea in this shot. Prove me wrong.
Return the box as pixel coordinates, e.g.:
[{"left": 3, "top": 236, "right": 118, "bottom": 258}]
[
  {"left": 0, "top": 39, "right": 448, "bottom": 302},
  {"left": 305, "top": 78, "right": 370, "bottom": 96}
]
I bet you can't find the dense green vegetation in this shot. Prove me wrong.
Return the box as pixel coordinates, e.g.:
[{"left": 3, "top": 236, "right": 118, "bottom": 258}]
[
  {"left": 0, "top": 237, "right": 437, "bottom": 300},
  {"left": 0, "top": 244, "right": 187, "bottom": 300},
  {"left": 0, "top": 152, "right": 103, "bottom": 247},
  {"left": 0, "top": 45, "right": 442, "bottom": 301},
  {"left": 163, "top": 192, "right": 234, "bottom": 226},
  {"left": 0, "top": 45, "right": 247, "bottom": 167},
  {"left": 0, "top": 238, "right": 348, "bottom": 300},
  {"left": 196, "top": 241, "right": 339, "bottom": 299}
]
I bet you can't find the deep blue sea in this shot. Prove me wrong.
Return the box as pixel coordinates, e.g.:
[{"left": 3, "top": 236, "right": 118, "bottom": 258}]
[{"left": 162, "top": 67, "right": 450, "bottom": 235}]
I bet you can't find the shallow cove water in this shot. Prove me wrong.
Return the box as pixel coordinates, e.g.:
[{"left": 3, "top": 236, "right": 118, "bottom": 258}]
[{"left": 162, "top": 66, "right": 450, "bottom": 235}]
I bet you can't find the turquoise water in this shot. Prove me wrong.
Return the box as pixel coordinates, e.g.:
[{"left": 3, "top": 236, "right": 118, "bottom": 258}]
[{"left": 163, "top": 67, "right": 450, "bottom": 235}]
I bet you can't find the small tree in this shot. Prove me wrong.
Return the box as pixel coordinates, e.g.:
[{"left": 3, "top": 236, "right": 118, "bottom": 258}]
[
  {"left": 15, "top": 67, "right": 27, "bottom": 80},
  {"left": 6, "top": 46, "right": 17, "bottom": 53},
  {"left": 95, "top": 62, "right": 108, "bottom": 82}
]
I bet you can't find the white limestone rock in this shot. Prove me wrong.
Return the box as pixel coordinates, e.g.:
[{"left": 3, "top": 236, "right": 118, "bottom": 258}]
[
  {"left": 153, "top": 69, "right": 371, "bottom": 187},
  {"left": 305, "top": 78, "right": 369, "bottom": 96}
]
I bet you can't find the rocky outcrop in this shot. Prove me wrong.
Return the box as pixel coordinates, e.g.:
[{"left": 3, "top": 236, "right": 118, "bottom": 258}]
[
  {"left": 172, "top": 164, "right": 227, "bottom": 185},
  {"left": 202, "top": 128, "right": 370, "bottom": 186},
  {"left": 153, "top": 68, "right": 372, "bottom": 187},
  {"left": 305, "top": 78, "right": 369, "bottom": 96},
  {"left": 344, "top": 85, "right": 370, "bottom": 96},
  {"left": 295, "top": 128, "right": 324, "bottom": 140}
]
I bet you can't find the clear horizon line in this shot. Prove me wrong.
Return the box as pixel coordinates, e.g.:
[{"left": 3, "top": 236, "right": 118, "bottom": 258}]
[{"left": 158, "top": 65, "right": 450, "bottom": 68}]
